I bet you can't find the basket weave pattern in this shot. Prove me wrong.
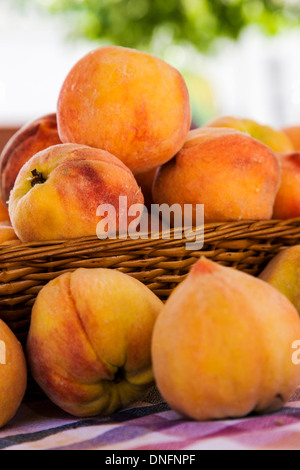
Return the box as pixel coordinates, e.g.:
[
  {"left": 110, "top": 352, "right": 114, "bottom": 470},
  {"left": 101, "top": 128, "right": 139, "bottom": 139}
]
[{"left": 1, "top": 218, "right": 300, "bottom": 400}]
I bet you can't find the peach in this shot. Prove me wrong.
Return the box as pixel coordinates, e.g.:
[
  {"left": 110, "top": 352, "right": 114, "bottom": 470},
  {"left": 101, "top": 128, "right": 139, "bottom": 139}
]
[
  {"left": 8, "top": 143, "right": 144, "bottom": 242},
  {"left": 0, "top": 113, "right": 61, "bottom": 205},
  {"left": 26, "top": 268, "right": 163, "bottom": 417},
  {"left": 259, "top": 245, "right": 300, "bottom": 315},
  {"left": 152, "top": 258, "right": 300, "bottom": 421},
  {"left": 0, "top": 198, "right": 9, "bottom": 223},
  {"left": 206, "top": 116, "right": 294, "bottom": 153},
  {"left": 57, "top": 46, "right": 191, "bottom": 175},
  {"left": 282, "top": 125, "right": 300, "bottom": 151},
  {"left": 0, "top": 221, "right": 20, "bottom": 246},
  {"left": 273, "top": 152, "right": 300, "bottom": 219},
  {"left": 152, "top": 127, "right": 281, "bottom": 224},
  {"left": 0, "top": 318, "right": 27, "bottom": 428}
]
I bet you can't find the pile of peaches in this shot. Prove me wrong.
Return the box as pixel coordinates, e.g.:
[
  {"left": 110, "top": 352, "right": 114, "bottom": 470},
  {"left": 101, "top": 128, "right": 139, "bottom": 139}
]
[
  {"left": 0, "top": 46, "right": 300, "bottom": 244},
  {"left": 1, "top": 45, "right": 300, "bottom": 429}
]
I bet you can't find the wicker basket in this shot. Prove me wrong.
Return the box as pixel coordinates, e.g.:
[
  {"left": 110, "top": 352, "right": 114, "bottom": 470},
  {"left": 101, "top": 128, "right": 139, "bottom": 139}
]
[{"left": 2, "top": 217, "right": 300, "bottom": 401}]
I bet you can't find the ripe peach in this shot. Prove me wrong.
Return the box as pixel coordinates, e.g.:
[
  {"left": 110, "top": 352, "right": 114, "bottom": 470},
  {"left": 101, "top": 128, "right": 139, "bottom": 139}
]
[
  {"left": 273, "top": 152, "right": 300, "bottom": 219},
  {"left": 0, "top": 221, "right": 20, "bottom": 246},
  {"left": 152, "top": 127, "right": 281, "bottom": 224},
  {"left": 26, "top": 268, "right": 163, "bottom": 417},
  {"left": 282, "top": 125, "right": 300, "bottom": 151},
  {"left": 259, "top": 245, "right": 300, "bottom": 315},
  {"left": 152, "top": 258, "right": 300, "bottom": 421},
  {"left": 0, "top": 113, "right": 61, "bottom": 205},
  {"left": 0, "top": 318, "right": 27, "bottom": 428},
  {"left": 0, "top": 199, "right": 9, "bottom": 223},
  {"left": 57, "top": 46, "right": 191, "bottom": 175},
  {"left": 8, "top": 143, "right": 144, "bottom": 242},
  {"left": 206, "top": 116, "right": 294, "bottom": 153}
]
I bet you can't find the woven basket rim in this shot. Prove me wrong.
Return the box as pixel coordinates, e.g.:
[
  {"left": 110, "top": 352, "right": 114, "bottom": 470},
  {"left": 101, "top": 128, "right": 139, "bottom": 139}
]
[{"left": 1, "top": 217, "right": 300, "bottom": 253}]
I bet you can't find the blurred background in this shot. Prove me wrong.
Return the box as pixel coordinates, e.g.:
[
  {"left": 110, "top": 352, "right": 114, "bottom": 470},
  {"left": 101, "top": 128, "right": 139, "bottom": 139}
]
[{"left": 1, "top": 0, "right": 300, "bottom": 151}]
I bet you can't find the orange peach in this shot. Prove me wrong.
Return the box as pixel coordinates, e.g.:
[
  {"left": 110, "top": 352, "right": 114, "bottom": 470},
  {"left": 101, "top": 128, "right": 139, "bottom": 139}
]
[
  {"left": 206, "top": 116, "right": 294, "bottom": 153},
  {"left": 0, "top": 113, "right": 61, "bottom": 205},
  {"left": 273, "top": 152, "right": 300, "bottom": 219},
  {"left": 0, "top": 319, "right": 27, "bottom": 428},
  {"left": 282, "top": 125, "right": 300, "bottom": 151},
  {"left": 57, "top": 46, "right": 191, "bottom": 175},
  {"left": 8, "top": 143, "right": 144, "bottom": 242},
  {"left": 26, "top": 268, "right": 163, "bottom": 417},
  {"left": 259, "top": 245, "right": 300, "bottom": 316},
  {"left": 152, "top": 258, "right": 300, "bottom": 421},
  {"left": 0, "top": 221, "right": 20, "bottom": 246},
  {"left": 152, "top": 127, "right": 281, "bottom": 224},
  {"left": 0, "top": 199, "right": 9, "bottom": 223}
]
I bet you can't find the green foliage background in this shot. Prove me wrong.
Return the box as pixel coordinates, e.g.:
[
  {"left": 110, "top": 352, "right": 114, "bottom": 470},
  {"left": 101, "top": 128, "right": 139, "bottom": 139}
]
[
  {"left": 14, "top": 0, "right": 300, "bottom": 52},
  {"left": 10, "top": 0, "right": 300, "bottom": 124}
]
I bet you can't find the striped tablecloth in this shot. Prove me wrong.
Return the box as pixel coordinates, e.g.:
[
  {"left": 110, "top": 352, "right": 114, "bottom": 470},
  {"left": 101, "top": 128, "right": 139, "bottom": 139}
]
[{"left": 1, "top": 387, "right": 300, "bottom": 451}]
